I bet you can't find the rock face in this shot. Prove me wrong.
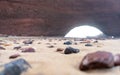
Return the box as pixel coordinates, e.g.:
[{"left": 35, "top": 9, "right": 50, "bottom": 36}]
[
  {"left": 0, "top": 0, "right": 120, "bottom": 36},
  {"left": 79, "top": 51, "right": 114, "bottom": 71}
]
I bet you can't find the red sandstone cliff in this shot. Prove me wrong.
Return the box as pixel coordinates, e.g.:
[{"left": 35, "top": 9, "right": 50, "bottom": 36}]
[{"left": 0, "top": 0, "right": 120, "bottom": 36}]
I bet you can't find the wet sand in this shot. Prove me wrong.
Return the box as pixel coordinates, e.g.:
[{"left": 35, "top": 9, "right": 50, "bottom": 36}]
[{"left": 0, "top": 37, "right": 120, "bottom": 75}]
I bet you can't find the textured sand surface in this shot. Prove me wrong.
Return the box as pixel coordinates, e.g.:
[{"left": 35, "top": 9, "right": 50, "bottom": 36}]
[{"left": 0, "top": 37, "right": 120, "bottom": 75}]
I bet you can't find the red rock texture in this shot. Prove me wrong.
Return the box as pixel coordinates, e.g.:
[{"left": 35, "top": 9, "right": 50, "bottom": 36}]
[
  {"left": 79, "top": 51, "right": 114, "bottom": 71},
  {"left": 114, "top": 54, "right": 120, "bottom": 66},
  {"left": 0, "top": 0, "right": 120, "bottom": 36}
]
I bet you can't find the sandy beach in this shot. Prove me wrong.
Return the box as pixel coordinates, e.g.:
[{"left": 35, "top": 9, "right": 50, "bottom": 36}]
[{"left": 0, "top": 37, "right": 120, "bottom": 75}]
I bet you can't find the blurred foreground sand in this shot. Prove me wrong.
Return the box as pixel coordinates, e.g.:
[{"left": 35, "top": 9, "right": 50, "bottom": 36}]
[{"left": 0, "top": 37, "right": 120, "bottom": 75}]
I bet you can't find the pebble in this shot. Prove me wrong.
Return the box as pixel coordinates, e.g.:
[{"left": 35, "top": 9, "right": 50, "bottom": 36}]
[
  {"left": 0, "top": 46, "right": 6, "bottom": 50},
  {"left": 21, "top": 47, "right": 35, "bottom": 52},
  {"left": 9, "top": 54, "right": 20, "bottom": 59},
  {"left": 47, "top": 45, "right": 54, "bottom": 48},
  {"left": 13, "top": 46, "right": 21, "bottom": 50},
  {"left": 85, "top": 43, "right": 93, "bottom": 46},
  {"left": 56, "top": 48, "right": 64, "bottom": 52},
  {"left": 63, "top": 41, "right": 72, "bottom": 45},
  {"left": 64, "top": 47, "right": 80, "bottom": 54},
  {"left": 23, "top": 39, "right": 34, "bottom": 44}
]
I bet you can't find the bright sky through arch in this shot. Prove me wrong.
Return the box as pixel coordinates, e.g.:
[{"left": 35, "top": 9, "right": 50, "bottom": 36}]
[{"left": 65, "top": 25, "right": 104, "bottom": 38}]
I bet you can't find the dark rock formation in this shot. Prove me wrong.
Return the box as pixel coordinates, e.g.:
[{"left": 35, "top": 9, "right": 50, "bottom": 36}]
[
  {"left": 114, "top": 54, "right": 120, "bottom": 66},
  {"left": 0, "top": 0, "right": 120, "bottom": 36},
  {"left": 79, "top": 51, "right": 114, "bottom": 71},
  {"left": 64, "top": 47, "right": 79, "bottom": 54}
]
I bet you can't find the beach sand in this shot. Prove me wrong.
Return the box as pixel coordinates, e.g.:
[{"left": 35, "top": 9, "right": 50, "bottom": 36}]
[{"left": 0, "top": 37, "right": 120, "bottom": 75}]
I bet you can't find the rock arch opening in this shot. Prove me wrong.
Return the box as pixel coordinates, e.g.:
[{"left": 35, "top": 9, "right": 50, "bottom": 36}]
[{"left": 65, "top": 25, "right": 105, "bottom": 38}]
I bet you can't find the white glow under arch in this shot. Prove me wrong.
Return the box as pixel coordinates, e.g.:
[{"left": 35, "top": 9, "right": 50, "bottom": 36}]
[{"left": 65, "top": 25, "right": 104, "bottom": 38}]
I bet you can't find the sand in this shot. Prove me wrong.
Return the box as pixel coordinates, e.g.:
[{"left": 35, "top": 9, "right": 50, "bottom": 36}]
[{"left": 0, "top": 37, "right": 120, "bottom": 75}]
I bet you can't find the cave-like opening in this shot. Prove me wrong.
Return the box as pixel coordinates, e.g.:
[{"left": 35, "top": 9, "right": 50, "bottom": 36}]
[{"left": 65, "top": 25, "right": 105, "bottom": 38}]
